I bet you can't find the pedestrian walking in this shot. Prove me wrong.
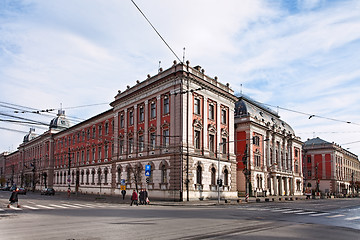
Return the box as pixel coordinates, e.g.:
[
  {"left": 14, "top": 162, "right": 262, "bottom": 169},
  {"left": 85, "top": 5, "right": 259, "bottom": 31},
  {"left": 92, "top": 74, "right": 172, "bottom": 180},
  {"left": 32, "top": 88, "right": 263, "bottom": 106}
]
[
  {"left": 8, "top": 188, "right": 20, "bottom": 208},
  {"left": 121, "top": 189, "right": 126, "bottom": 200},
  {"left": 130, "top": 190, "right": 138, "bottom": 206},
  {"left": 139, "top": 189, "right": 144, "bottom": 205}
]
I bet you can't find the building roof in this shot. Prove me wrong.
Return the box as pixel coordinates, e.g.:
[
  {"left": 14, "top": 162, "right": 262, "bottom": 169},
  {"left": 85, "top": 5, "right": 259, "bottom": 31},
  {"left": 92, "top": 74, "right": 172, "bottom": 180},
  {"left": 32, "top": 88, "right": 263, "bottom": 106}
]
[
  {"left": 49, "top": 110, "right": 70, "bottom": 130},
  {"left": 235, "top": 94, "right": 295, "bottom": 135},
  {"left": 304, "top": 137, "right": 330, "bottom": 146}
]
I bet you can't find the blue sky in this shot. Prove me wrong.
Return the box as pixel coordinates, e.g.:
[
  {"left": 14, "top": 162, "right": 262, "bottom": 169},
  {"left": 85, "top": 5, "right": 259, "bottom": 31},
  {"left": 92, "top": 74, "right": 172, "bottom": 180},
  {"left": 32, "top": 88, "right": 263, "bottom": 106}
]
[{"left": 1, "top": 0, "right": 360, "bottom": 156}]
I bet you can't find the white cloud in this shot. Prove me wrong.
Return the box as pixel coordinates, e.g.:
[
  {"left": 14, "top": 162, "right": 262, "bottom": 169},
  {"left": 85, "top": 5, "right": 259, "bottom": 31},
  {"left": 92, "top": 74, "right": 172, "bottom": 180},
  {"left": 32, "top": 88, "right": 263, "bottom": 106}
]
[{"left": 1, "top": 0, "right": 360, "bottom": 155}]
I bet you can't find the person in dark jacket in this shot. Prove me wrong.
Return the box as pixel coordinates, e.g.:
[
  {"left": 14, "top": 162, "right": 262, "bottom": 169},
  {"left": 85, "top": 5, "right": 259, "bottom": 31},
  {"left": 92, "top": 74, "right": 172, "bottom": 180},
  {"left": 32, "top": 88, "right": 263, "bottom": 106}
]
[
  {"left": 144, "top": 189, "right": 149, "bottom": 205},
  {"left": 139, "top": 189, "right": 144, "bottom": 205},
  {"left": 130, "top": 190, "right": 138, "bottom": 206},
  {"left": 121, "top": 190, "right": 126, "bottom": 200},
  {"left": 8, "top": 188, "right": 20, "bottom": 208}
]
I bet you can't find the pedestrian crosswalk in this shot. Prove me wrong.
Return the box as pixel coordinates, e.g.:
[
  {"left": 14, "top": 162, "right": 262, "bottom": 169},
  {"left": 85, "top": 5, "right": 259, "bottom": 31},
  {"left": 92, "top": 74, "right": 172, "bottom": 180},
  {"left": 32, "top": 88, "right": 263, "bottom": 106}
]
[
  {"left": 239, "top": 206, "right": 359, "bottom": 221},
  {"left": 3, "top": 202, "right": 119, "bottom": 211}
]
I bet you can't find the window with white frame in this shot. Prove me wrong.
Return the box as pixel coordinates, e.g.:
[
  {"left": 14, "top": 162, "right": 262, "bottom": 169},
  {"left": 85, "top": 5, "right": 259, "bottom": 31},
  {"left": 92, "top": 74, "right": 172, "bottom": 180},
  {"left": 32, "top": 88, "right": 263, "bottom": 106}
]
[
  {"left": 163, "top": 96, "right": 169, "bottom": 114},
  {"left": 138, "top": 134, "right": 144, "bottom": 152},
  {"left": 150, "top": 132, "right": 156, "bottom": 150},
  {"left": 221, "top": 109, "right": 227, "bottom": 124},
  {"left": 209, "top": 104, "right": 214, "bottom": 120},
  {"left": 139, "top": 106, "right": 144, "bottom": 122},
  {"left": 194, "top": 130, "right": 201, "bottom": 149},
  {"left": 194, "top": 98, "right": 201, "bottom": 115},
  {"left": 209, "top": 134, "right": 215, "bottom": 153},
  {"left": 163, "top": 129, "right": 169, "bottom": 147},
  {"left": 150, "top": 102, "right": 156, "bottom": 119}
]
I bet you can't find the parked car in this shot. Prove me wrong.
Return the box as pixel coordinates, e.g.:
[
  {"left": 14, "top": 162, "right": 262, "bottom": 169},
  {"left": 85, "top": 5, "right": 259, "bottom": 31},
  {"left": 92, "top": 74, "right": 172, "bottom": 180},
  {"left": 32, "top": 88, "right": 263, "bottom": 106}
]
[
  {"left": 17, "top": 187, "right": 27, "bottom": 195},
  {"left": 41, "top": 188, "right": 55, "bottom": 195}
]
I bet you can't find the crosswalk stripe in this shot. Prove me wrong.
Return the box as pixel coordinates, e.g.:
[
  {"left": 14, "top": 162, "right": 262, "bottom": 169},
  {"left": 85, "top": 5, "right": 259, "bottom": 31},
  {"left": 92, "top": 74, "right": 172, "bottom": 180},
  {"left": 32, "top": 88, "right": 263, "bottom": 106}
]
[
  {"left": 35, "top": 204, "right": 55, "bottom": 209},
  {"left": 344, "top": 216, "right": 360, "bottom": 221},
  {"left": 71, "top": 203, "right": 95, "bottom": 208},
  {"left": 282, "top": 210, "right": 304, "bottom": 214},
  {"left": 295, "top": 211, "right": 316, "bottom": 215},
  {"left": 271, "top": 209, "right": 293, "bottom": 212},
  {"left": 49, "top": 204, "right": 68, "bottom": 209},
  {"left": 60, "top": 204, "right": 82, "bottom": 208},
  {"left": 22, "top": 205, "right": 40, "bottom": 210},
  {"left": 309, "top": 213, "right": 330, "bottom": 217},
  {"left": 327, "top": 214, "right": 345, "bottom": 218}
]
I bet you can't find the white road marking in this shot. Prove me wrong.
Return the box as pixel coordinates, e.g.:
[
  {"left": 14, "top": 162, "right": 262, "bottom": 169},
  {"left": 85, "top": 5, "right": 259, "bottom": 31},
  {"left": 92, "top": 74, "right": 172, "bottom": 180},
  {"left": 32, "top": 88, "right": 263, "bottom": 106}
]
[
  {"left": 60, "top": 204, "right": 82, "bottom": 208},
  {"left": 309, "top": 212, "right": 330, "bottom": 217},
  {"left": 22, "top": 205, "right": 39, "bottom": 210},
  {"left": 49, "top": 204, "right": 68, "bottom": 209},
  {"left": 344, "top": 216, "right": 360, "bottom": 221},
  {"left": 71, "top": 203, "right": 95, "bottom": 208},
  {"left": 35, "top": 204, "right": 55, "bottom": 209},
  {"left": 271, "top": 209, "right": 293, "bottom": 212},
  {"left": 327, "top": 214, "right": 345, "bottom": 218},
  {"left": 282, "top": 210, "right": 304, "bottom": 214},
  {"left": 295, "top": 211, "right": 316, "bottom": 215}
]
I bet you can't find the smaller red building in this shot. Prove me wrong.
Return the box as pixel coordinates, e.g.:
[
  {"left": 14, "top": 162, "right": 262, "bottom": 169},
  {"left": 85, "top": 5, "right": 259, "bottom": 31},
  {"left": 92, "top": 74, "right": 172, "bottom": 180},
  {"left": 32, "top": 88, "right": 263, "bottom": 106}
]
[{"left": 303, "top": 137, "right": 360, "bottom": 195}]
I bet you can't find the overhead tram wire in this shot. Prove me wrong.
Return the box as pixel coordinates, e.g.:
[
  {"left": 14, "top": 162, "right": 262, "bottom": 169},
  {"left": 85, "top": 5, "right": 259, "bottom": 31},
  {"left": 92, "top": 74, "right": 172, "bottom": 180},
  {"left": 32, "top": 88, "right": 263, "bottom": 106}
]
[
  {"left": 255, "top": 101, "right": 360, "bottom": 126},
  {"left": 130, "top": 0, "right": 182, "bottom": 63},
  {"left": 0, "top": 126, "right": 28, "bottom": 134}
]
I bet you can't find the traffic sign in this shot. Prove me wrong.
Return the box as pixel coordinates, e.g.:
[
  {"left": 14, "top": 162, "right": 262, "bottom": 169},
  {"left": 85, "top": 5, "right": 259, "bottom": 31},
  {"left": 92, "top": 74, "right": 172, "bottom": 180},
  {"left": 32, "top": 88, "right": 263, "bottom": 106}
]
[
  {"left": 121, "top": 179, "right": 125, "bottom": 185},
  {"left": 145, "top": 164, "right": 151, "bottom": 176},
  {"left": 120, "top": 185, "right": 126, "bottom": 190}
]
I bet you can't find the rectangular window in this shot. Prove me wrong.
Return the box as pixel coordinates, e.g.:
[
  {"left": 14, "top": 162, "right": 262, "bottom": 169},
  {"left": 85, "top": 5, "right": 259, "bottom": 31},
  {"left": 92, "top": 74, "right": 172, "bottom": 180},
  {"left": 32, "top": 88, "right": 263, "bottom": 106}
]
[
  {"left": 119, "top": 139, "right": 124, "bottom": 154},
  {"left": 120, "top": 114, "right": 124, "bottom": 128},
  {"left": 129, "top": 138, "right": 134, "bottom": 153},
  {"left": 194, "top": 98, "right": 200, "bottom": 115},
  {"left": 163, "top": 96, "right": 169, "bottom": 114},
  {"left": 307, "top": 156, "right": 311, "bottom": 163},
  {"left": 150, "top": 132, "right": 156, "bottom": 150},
  {"left": 98, "top": 125, "right": 102, "bottom": 136},
  {"left": 222, "top": 138, "right": 227, "bottom": 154},
  {"left": 98, "top": 146, "right": 102, "bottom": 160},
  {"left": 105, "top": 122, "right": 109, "bottom": 135},
  {"left": 307, "top": 170, "right": 312, "bottom": 177},
  {"left": 104, "top": 144, "right": 108, "bottom": 159},
  {"left": 81, "top": 151, "right": 84, "bottom": 164},
  {"left": 138, "top": 135, "right": 144, "bottom": 152},
  {"left": 221, "top": 109, "right": 227, "bottom": 124},
  {"left": 92, "top": 127, "right": 96, "bottom": 139},
  {"left": 150, "top": 102, "right": 156, "bottom": 119},
  {"left": 86, "top": 149, "right": 89, "bottom": 162},
  {"left": 209, "top": 104, "right": 214, "bottom": 120},
  {"left": 163, "top": 129, "right": 169, "bottom": 147},
  {"left": 129, "top": 111, "right": 134, "bottom": 125},
  {"left": 194, "top": 130, "right": 201, "bottom": 149},
  {"left": 139, "top": 106, "right": 144, "bottom": 122},
  {"left": 92, "top": 148, "right": 96, "bottom": 161},
  {"left": 209, "top": 134, "right": 215, "bottom": 153}
]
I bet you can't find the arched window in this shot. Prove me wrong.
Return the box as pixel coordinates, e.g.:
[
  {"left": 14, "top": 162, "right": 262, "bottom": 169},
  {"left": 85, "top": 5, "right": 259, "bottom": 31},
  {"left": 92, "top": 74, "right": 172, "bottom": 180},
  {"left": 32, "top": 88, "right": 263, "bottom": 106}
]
[
  {"left": 98, "top": 168, "right": 102, "bottom": 184},
  {"left": 104, "top": 168, "right": 108, "bottom": 184},
  {"left": 91, "top": 169, "right": 95, "bottom": 184},
  {"left": 81, "top": 170, "right": 84, "bottom": 184},
  {"left": 211, "top": 167, "right": 216, "bottom": 185},
  {"left": 196, "top": 165, "right": 202, "bottom": 185},
  {"left": 117, "top": 167, "right": 122, "bottom": 183},
  {"left": 161, "top": 165, "right": 167, "bottom": 183},
  {"left": 224, "top": 168, "right": 229, "bottom": 186}
]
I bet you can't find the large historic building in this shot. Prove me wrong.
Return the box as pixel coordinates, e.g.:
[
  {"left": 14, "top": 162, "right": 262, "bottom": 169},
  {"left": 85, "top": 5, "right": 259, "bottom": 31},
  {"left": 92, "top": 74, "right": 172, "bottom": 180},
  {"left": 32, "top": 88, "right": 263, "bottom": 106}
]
[
  {"left": 1, "top": 62, "right": 239, "bottom": 201},
  {"left": 303, "top": 137, "right": 360, "bottom": 195},
  {"left": 234, "top": 95, "right": 303, "bottom": 197}
]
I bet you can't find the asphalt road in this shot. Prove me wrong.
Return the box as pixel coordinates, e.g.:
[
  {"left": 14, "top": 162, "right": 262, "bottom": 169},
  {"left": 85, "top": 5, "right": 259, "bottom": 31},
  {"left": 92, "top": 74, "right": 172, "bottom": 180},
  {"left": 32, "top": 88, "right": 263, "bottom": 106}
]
[{"left": 0, "top": 191, "right": 359, "bottom": 240}]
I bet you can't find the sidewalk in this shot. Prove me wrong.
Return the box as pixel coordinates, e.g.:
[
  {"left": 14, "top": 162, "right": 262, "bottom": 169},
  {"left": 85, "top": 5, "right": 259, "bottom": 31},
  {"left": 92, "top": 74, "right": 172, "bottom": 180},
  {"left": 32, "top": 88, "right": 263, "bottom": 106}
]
[{"left": 55, "top": 191, "right": 310, "bottom": 206}]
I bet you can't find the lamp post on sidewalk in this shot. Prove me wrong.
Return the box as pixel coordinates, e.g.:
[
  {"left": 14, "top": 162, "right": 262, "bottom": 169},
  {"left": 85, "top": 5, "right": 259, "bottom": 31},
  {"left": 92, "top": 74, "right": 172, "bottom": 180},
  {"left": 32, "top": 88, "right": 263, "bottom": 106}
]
[{"left": 217, "top": 137, "right": 269, "bottom": 204}]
